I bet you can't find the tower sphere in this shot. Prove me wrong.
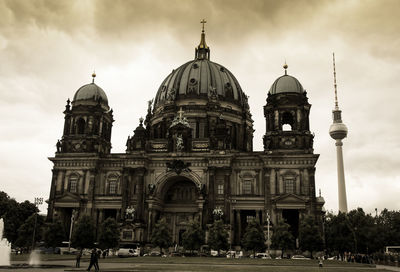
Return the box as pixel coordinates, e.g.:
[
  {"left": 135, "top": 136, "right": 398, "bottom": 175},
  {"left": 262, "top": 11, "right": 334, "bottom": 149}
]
[{"left": 329, "top": 122, "right": 348, "bottom": 140}]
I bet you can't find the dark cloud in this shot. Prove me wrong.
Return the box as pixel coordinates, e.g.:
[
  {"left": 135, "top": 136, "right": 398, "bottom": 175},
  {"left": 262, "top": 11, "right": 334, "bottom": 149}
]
[{"left": 0, "top": 0, "right": 400, "bottom": 211}]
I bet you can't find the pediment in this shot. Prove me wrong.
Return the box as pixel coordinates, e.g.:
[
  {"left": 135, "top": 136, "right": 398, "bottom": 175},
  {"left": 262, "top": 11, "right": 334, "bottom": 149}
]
[
  {"left": 55, "top": 192, "right": 82, "bottom": 202},
  {"left": 274, "top": 194, "right": 306, "bottom": 204}
]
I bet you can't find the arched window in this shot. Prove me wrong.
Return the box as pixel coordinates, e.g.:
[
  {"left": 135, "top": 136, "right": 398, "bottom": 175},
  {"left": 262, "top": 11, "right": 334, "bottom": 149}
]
[
  {"left": 69, "top": 174, "right": 79, "bottom": 193},
  {"left": 77, "top": 118, "right": 86, "bottom": 134},
  {"left": 282, "top": 112, "right": 294, "bottom": 131}
]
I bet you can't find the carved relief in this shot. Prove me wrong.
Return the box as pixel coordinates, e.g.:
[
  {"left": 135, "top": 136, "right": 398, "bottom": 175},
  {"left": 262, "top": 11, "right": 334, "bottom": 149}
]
[
  {"left": 188, "top": 78, "right": 198, "bottom": 94},
  {"left": 166, "top": 160, "right": 191, "bottom": 175}
]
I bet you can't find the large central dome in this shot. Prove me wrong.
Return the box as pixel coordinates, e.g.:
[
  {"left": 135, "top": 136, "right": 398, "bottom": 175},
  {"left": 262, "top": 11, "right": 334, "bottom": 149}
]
[
  {"left": 153, "top": 27, "right": 248, "bottom": 111},
  {"left": 154, "top": 59, "right": 246, "bottom": 108},
  {"left": 143, "top": 26, "right": 253, "bottom": 153}
]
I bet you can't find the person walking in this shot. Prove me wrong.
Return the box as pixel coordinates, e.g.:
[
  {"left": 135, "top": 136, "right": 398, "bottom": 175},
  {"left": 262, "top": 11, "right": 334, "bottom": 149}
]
[
  {"left": 87, "top": 248, "right": 99, "bottom": 271},
  {"left": 76, "top": 250, "right": 82, "bottom": 268}
]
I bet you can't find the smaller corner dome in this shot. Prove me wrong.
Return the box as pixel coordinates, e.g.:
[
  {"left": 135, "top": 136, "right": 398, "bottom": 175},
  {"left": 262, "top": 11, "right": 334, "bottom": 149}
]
[
  {"left": 269, "top": 74, "right": 304, "bottom": 95},
  {"left": 73, "top": 83, "right": 109, "bottom": 106}
]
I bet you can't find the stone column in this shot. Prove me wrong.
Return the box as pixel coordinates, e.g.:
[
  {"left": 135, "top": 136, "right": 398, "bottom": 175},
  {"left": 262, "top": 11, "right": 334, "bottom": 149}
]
[
  {"left": 278, "top": 171, "right": 283, "bottom": 194},
  {"left": 223, "top": 168, "right": 231, "bottom": 222},
  {"left": 237, "top": 211, "right": 241, "bottom": 242},
  {"left": 121, "top": 168, "right": 131, "bottom": 221},
  {"left": 98, "top": 209, "right": 104, "bottom": 225},
  {"left": 208, "top": 168, "right": 216, "bottom": 223},
  {"left": 60, "top": 170, "right": 66, "bottom": 194},
  {"left": 116, "top": 209, "right": 120, "bottom": 222},
  {"left": 269, "top": 169, "right": 275, "bottom": 195},
  {"left": 147, "top": 207, "right": 153, "bottom": 241},
  {"left": 264, "top": 168, "right": 271, "bottom": 216},
  {"left": 296, "top": 173, "right": 301, "bottom": 195},
  {"left": 135, "top": 168, "right": 146, "bottom": 221},
  {"left": 47, "top": 169, "right": 58, "bottom": 222},
  {"left": 88, "top": 169, "right": 98, "bottom": 217},
  {"left": 308, "top": 167, "right": 316, "bottom": 213}
]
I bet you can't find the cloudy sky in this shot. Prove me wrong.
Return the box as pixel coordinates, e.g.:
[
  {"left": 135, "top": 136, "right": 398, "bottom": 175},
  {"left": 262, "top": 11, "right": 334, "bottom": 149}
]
[{"left": 1, "top": 0, "right": 399, "bottom": 214}]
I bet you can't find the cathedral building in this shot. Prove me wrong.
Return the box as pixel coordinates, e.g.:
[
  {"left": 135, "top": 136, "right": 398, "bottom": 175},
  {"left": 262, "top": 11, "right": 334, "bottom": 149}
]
[{"left": 47, "top": 26, "right": 324, "bottom": 247}]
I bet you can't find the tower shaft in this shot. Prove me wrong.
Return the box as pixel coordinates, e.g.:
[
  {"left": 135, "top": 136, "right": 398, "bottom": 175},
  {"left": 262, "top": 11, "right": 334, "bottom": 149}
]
[{"left": 335, "top": 139, "right": 348, "bottom": 213}]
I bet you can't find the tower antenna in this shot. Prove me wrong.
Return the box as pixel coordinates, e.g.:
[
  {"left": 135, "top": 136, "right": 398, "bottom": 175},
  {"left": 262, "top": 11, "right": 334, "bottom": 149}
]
[{"left": 333, "top": 53, "right": 339, "bottom": 109}]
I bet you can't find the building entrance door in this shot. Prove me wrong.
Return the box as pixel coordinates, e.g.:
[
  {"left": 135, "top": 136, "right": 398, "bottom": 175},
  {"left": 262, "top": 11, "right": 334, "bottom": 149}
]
[
  {"left": 161, "top": 177, "right": 200, "bottom": 245},
  {"left": 282, "top": 209, "right": 299, "bottom": 239}
]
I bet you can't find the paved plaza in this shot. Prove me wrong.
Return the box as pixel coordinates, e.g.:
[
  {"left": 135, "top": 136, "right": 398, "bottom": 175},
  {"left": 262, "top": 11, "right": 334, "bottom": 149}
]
[{"left": 4, "top": 257, "right": 400, "bottom": 272}]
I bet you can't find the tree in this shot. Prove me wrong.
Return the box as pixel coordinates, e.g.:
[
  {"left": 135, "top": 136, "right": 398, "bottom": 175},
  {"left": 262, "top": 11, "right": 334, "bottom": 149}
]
[
  {"left": 98, "top": 217, "right": 120, "bottom": 250},
  {"left": 150, "top": 218, "right": 172, "bottom": 254},
  {"left": 182, "top": 220, "right": 204, "bottom": 253},
  {"left": 271, "top": 220, "right": 294, "bottom": 257},
  {"left": 0, "top": 191, "right": 37, "bottom": 244},
  {"left": 71, "top": 215, "right": 96, "bottom": 249},
  {"left": 208, "top": 219, "right": 228, "bottom": 255},
  {"left": 298, "top": 216, "right": 323, "bottom": 258},
  {"left": 347, "top": 208, "right": 376, "bottom": 254},
  {"left": 14, "top": 214, "right": 45, "bottom": 248},
  {"left": 43, "top": 220, "right": 67, "bottom": 248},
  {"left": 241, "top": 219, "right": 266, "bottom": 256},
  {"left": 325, "top": 212, "right": 354, "bottom": 255},
  {"left": 375, "top": 209, "right": 400, "bottom": 251}
]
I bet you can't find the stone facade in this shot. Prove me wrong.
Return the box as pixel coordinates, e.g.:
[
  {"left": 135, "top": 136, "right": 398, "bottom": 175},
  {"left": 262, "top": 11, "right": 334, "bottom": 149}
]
[{"left": 47, "top": 31, "right": 324, "bottom": 247}]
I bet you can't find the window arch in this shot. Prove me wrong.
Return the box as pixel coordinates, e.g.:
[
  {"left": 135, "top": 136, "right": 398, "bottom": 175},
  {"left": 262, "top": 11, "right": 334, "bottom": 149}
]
[
  {"left": 77, "top": 118, "right": 86, "bottom": 134},
  {"left": 282, "top": 112, "right": 294, "bottom": 131}
]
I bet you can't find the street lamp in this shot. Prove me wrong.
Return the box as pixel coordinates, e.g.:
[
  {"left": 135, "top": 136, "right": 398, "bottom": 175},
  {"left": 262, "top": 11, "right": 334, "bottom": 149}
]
[
  {"left": 68, "top": 209, "right": 78, "bottom": 252},
  {"left": 266, "top": 212, "right": 271, "bottom": 255},
  {"left": 31, "top": 197, "right": 43, "bottom": 250}
]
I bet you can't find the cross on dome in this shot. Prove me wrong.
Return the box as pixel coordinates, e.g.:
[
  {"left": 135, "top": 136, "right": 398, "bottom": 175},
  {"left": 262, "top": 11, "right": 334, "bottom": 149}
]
[
  {"left": 200, "top": 19, "right": 207, "bottom": 32},
  {"left": 196, "top": 19, "right": 210, "bottom": 60}
]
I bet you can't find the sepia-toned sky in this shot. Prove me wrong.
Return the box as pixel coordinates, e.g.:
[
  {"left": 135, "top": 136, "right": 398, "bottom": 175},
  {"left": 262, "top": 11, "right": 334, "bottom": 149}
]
[{"left": 1, "top": 0, "right": 399, "bottom": 214}]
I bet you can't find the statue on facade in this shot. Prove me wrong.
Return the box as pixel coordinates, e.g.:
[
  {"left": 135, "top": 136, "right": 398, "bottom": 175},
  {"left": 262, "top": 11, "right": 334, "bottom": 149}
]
[
  {"left": 126, "top": 136, "right": 131, "bottom": 151},
  {"left": 212, "top": 206, "right": 224, "bottom": 220},
  {"left": 167, "top": 88, "right": 176, "bottom": 101},
  {"left": 56, "top": 140, "right": 62, "bottom": 152},
  {"left": 125, "top": 205, "right": 135, "bottom": 220},
  {"left": 209, "top": 85, "right": 218, "bottom": 100},
  {"left": 148, "top": 184, "right": 156, "bottom": 195},
  {"left": 176, "top": 134, "right": 184, "bottom": 152}
]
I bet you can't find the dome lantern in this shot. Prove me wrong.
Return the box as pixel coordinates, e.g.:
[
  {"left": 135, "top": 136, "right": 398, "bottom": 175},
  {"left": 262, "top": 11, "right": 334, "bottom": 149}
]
[{"left": 195, "top": 19, "right": 210, "bottom": 60}]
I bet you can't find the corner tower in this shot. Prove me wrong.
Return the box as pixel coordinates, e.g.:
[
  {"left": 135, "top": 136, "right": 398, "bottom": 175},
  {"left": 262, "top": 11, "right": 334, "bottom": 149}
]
[
  {"left": 263, "top": 64, "right": 314, "bottom": 153},
  {"left": 329, "top": 54, "right": 348, "bottom": 213},
  {"left": 58, "top": 73, "right": 114, "bottom": 154}
]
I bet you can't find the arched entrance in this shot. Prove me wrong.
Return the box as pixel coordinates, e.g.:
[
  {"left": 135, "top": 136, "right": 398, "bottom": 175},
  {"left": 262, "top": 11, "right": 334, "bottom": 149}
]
[{"left": 158, "top": 177, "right": 203, "bottom": 245}]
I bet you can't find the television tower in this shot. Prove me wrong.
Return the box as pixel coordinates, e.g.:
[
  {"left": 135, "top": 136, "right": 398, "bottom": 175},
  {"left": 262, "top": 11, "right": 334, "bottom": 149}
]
[{"left": 329, "top": 53, "right": 348, "bottom": 213}]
